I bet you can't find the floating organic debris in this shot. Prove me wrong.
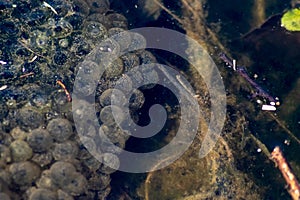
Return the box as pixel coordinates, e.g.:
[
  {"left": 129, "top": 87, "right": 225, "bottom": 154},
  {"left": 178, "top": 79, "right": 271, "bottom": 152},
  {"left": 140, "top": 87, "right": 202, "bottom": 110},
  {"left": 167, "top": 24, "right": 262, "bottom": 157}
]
[
  {"left": 43, "top": 2, "right": 58, "bottom": 15},
  {"left": 261, "top": 104, "right": 276, "bottom": 111}
]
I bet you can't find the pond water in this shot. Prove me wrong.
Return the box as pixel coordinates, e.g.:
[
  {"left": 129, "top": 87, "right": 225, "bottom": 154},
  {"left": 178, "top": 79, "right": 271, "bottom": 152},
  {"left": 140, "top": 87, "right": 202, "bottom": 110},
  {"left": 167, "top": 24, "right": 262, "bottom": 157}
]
[{"left": 0, "top": 0, "right": 299, "bottom": 199}]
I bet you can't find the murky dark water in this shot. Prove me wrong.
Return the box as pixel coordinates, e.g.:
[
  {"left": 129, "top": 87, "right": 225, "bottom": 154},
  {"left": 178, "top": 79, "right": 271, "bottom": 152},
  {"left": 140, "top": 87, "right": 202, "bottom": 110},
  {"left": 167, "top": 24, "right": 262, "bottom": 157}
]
[
  {"left": 207, "top": 1, "right": 300, "bottom": 199},
  {"left": 209, "top": 0, "right": 300, "bottom": 158}
]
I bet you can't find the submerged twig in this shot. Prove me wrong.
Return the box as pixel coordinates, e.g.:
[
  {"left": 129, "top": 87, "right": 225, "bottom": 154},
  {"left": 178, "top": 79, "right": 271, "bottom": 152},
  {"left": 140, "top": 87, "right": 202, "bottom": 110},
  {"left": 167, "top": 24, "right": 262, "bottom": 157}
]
[
  {"left": 20, "top": 72, "right": 35, "bottom": 78},
  {"left": 17, "top": 40, "right": 48, "bottom": 61},
  {"left": 267, "top": 113, "right": 300, "bottom": 145},
  {"left": 271, "top": 146, "right": 300, "bottom": 200},
  {"left": 219, "top": 53, "right": 280, "bottom": 107},
  {"left": 56, "top": 80, "right": 72, "bottom": 102},
  {"left": 153, "top": 0, "right": 183, "bottom": 24}
]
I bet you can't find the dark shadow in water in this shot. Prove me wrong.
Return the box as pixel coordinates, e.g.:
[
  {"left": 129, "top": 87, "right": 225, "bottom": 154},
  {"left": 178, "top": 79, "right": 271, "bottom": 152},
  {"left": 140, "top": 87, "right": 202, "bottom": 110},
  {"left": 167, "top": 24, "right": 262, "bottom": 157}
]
[{"left": 125, "top": 84, "right": 180, "bottom": 153}]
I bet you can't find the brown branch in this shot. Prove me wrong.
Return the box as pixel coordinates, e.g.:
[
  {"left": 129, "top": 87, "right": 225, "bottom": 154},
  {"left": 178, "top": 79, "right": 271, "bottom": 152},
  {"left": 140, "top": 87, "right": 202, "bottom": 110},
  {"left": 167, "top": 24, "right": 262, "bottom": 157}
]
[
  {"left": 271, "top": 146, "right": 300, "bottom": 200},
  {"left": 57, "top": 80, "right": 72, "bottom": 102}
]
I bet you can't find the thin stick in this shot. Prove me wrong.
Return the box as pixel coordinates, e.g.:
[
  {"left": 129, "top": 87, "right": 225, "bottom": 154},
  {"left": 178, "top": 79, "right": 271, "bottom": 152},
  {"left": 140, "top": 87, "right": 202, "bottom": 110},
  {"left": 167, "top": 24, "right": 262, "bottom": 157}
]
[
  {"left": 271, "top": 146, "right": 300, "bottom": 200},
  {"left": 17, "top": 40, "right": 48, "bottom": 61},
  {"left": 219, "top": 53, "right": 279, "bottom": 105},
  {"left": 153, "top": 0, "right": 183, "bottom": 24},
  {"left": 56, "top": 80, "right": 72, "bottom": 102},
  {"left": 267, "top": 113, "right": 300, "bottom": 145},
  {"left": 20, "top": 72, "right": 34, "bottom": 78}
]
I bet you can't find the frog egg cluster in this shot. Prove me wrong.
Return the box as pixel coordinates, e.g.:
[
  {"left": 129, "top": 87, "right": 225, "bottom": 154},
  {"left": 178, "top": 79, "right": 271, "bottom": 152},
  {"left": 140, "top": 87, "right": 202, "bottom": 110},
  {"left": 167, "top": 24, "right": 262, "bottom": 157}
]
[
  {"left": 73, "top": 24, "right": 161, "bottom": 172},
  {"left": 0, "top": 0, "right": 163, "bottom": 198},
  {"left": 0, "top": 0, "right": 158, "bottom": 199}
]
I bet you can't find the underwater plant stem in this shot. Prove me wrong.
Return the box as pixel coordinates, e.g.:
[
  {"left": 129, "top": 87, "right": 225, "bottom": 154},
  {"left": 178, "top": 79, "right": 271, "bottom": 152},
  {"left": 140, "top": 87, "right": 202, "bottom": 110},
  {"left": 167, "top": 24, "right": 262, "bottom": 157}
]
[{"left": 271, "top": 146, "right": 300, "bottom": 200}]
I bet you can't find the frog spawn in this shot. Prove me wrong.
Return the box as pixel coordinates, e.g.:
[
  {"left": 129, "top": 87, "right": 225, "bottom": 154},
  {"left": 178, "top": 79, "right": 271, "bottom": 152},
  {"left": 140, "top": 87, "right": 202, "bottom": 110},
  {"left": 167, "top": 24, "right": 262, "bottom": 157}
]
[
  {"left": 48, "top": 161, "right": 88, "bottom": 196},
  {"left": 0, "top": 0, "right": 162, "bottom": 199},
  {"left": 74, "top": 29, "right": 156, "bottom": 169}
]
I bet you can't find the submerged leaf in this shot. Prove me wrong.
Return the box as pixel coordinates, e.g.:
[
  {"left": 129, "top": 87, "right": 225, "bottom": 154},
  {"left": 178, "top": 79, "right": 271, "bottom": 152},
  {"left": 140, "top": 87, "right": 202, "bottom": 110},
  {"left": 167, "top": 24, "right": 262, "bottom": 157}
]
[{"left": 281, "top": 8, "right": 300, "bottom": 31}]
